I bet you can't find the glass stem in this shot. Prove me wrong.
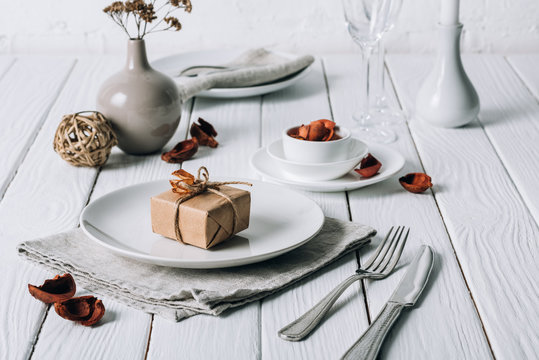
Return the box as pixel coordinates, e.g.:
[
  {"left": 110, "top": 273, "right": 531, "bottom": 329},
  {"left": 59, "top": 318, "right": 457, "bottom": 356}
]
[
  {"left": 375, "top": 41, "right": 386, "bottom": 108},
  {"left": 359, "top": 45, "right": 373, "bottom": 127}
]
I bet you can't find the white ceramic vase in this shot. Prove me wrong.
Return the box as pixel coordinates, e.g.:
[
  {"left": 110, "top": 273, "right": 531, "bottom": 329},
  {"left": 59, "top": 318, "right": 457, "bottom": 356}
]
[{"left": 415, "top": 23, "right": 480, "bottom": 128}]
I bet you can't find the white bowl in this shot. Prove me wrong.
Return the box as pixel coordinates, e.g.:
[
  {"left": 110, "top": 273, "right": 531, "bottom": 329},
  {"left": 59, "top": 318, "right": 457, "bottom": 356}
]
[
  {"left": 282, "top": 125, "right": 352, "bottom": 163},
  {"left": 267, "top": 138, "right": 368, "bottom": 181}
]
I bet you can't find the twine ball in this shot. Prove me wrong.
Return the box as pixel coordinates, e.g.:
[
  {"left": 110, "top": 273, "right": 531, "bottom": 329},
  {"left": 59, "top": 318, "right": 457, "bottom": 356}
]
[{"left": 53, "top": 111, "right": 118, "bottom": 167}]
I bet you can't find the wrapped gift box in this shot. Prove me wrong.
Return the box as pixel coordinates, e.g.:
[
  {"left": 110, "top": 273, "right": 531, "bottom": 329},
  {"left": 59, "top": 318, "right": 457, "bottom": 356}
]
[{"left": 151, "top": 186, "right": 250, "bottom": 249}]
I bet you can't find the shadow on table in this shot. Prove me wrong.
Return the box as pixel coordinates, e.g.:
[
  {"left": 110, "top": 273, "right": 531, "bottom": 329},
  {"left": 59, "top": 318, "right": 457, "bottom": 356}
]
[
  {"left": 103, "top": 152, "right": 155, "bottom": 170},
  {"left": 472, "top": 105, "right": 535, "bottom": 128},
  {"left": 95, "top": 307, "right": 117, "bottom": 327}
]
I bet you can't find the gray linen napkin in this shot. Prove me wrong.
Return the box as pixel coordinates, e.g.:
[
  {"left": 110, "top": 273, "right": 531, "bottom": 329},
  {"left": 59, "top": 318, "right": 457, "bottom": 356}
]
[
  {"left": 17, "top": 217, "right": 374, "bottom": 321},
  {"left": 176, "top": 48, "right": 315, "bottom": 101}
]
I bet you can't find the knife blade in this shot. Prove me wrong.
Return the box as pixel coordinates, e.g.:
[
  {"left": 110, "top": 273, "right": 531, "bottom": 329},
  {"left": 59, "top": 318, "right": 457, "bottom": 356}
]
[{"left": 341, "top": 245, "right": 434, "bottom": 360}]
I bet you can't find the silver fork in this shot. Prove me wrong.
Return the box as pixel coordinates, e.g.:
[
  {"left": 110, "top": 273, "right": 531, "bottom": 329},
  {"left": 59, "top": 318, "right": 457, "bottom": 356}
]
[
  {"left": 278, "top": 226, "right": 409, "bottom": 342},
  {"left": 176, "top": 65, "right": 243, "bottom": 77}
]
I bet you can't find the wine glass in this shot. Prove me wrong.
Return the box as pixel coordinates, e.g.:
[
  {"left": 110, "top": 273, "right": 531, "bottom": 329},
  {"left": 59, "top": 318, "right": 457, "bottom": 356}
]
[
  {"left": 373, "top": 40, "right": 406, "bottom": 126},
  {"left": 342, "top": 0, "right": 403, "bottom": 143}
]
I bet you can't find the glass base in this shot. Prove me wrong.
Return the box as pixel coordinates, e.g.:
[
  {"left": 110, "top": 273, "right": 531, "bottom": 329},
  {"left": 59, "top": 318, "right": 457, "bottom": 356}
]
[
  {"left": 373, "top": 96, "right": 406, "bottom": 126},
  {"left": 352, "top": 112, "right": 397, "bottom": 144},
  {"left": 376, "top": 109, "right": 406, "bottom": 126}
]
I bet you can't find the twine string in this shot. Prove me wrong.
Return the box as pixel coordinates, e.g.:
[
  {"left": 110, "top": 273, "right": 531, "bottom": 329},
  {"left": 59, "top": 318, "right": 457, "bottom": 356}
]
[{"left": 173, "top": 166, "right": 252, "bottom": 244}]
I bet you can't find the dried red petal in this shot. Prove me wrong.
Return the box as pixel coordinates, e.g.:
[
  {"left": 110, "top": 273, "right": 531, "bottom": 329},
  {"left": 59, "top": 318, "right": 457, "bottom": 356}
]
[
  {"left": 197, "top": 118, "right": 217, "bottom": 137},
  {"left": 170, "top": 169, "right": 195, "bottom": 194},
  {"left": 79, "top": 299, "right": 105, "bottom": 326},
  {"left": 355, "top": 153, "right": 382, "bottom": 178},
  {"left": 171, "top": 169, "right": 195, "bottom": 183},
  {"left": 316, "top": 119, "right": 336, "bottom": 131},
  {"left": 297, "top": 125, "right": 310, "bottom": 139},
  {"left": 54, "top": 296, "right": 105, "bottom": 327},
  {"left": 399, "top": 173, "right": 433, "bottom": 193},
  {"left": 190, "top": 118, "right": 218, "bottom": 148},
  {"left": 307, "top": 121, "right": 327, "bottom": 141},
  {"left": 289, "top": 120, "right": 338, "bottom": 141},
  {"left": 28, "top": 274, "right": 76, "bottom": 304},
  {"left": 161, "top": 138, "right": 198, "bottom": 163}
]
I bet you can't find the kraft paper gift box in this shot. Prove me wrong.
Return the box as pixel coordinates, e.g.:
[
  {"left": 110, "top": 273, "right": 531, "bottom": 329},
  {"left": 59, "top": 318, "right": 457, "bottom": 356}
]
[{"left": 151, "top": 186, "right": 250, "bottom": 249}]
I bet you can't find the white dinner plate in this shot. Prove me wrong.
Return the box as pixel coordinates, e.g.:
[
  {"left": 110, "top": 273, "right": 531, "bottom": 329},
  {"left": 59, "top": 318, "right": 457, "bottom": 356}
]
[
  {"left": 250, "top": 144, "right": 405, "bottom": 192},
  {"left": 80, "top": 179, "right": 324, "bottom": 269},
  {"left": 151, "top": 49, "right": 312, "bottom": 98}
]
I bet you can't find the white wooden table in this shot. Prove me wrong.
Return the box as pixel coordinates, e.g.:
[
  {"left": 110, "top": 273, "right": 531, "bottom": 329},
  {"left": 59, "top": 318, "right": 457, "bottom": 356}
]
[{"left": 1, "top": 53, "right": 538, "bottom": 360}]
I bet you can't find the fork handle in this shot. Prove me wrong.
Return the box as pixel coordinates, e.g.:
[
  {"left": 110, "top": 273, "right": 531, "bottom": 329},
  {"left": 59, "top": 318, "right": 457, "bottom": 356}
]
[{"left": 278, "top": 273, "right": 363, "bottom": 341}]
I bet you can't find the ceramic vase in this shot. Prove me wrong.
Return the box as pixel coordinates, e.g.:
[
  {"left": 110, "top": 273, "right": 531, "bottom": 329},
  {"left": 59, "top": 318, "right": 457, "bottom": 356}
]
[
  {"left": 97, "top": 39, "right": 181, "bottom": 155},
  {"left": 415, "top": 23, "right": 480, "bottom": 128}
]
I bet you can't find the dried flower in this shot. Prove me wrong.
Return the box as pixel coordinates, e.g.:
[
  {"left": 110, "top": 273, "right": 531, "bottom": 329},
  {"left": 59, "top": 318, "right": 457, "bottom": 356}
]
[
  {"left": 103, "top": 0, "right": 192, "bottom": 39},
  {"left": 164, "top": 16, "right": 182, "bottom": 31}
]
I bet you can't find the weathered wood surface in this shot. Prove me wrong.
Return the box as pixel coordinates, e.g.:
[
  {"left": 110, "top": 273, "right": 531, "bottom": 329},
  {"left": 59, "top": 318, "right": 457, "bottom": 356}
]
[
  {"left": 1, "top": 54, "right": 538, "bottom": 359},
  {"left": 387, "top": 54, "right": 539, "bottom": 359}
]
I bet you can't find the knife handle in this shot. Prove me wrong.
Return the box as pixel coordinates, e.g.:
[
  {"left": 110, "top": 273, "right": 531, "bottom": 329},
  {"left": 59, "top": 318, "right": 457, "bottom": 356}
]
[{"left": 341, "top": 302, "right": 404, "bottom": 360}]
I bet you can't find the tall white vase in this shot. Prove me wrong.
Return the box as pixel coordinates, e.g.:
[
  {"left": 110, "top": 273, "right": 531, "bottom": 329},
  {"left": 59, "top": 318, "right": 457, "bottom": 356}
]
[{"left": 415, "top": 23, "right": 480, "bottom": 128}]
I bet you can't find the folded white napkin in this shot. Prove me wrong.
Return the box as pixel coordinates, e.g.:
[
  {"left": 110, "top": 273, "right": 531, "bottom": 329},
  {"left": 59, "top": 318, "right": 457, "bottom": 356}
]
[
  {"left": 17, "top": 217, "right": 374, "bottom": 321},
  {"left": 176, "top": 48, "right": 315, "bottom": 101}
]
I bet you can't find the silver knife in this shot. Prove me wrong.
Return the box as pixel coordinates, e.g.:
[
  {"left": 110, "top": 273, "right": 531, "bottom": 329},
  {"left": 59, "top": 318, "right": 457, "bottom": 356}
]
[{"left": 341, "top": 245, "right": 434, "bottom": 360}]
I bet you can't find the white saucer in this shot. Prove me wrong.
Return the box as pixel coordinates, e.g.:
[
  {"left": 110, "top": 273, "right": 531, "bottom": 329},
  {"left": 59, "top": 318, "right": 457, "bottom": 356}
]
[
  {"left": 250, "top": 144, "right": 405, "bottom": 192},
  {"left": 266, "top": 138, "right": 368, "bottom": 181},
  {"left": 80, "top": 178, "right": 324, "bottom": 269},
  {"left": 152, "top": 49, "right": 312, "bottom": 99}
]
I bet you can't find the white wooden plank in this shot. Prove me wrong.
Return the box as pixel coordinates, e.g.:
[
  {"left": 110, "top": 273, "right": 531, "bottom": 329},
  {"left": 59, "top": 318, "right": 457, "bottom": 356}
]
[
  {"left": 387, "top": 54, "right": 539, "bottom": 359},
  {"left": 30, "top": 57, "right": 160, "bottom": 360},
  {"left": 0, "top": 57, "right": 15, "bottom": 80},
  {"left": 0, "top": 57, "right": 74, "bottom": 199},
  {"left": 148, "top": 96, "right": 262, "bottom": 360},
  {"left": 259, "top": 60, "right": 370, "bottom": 359},
  {"left": 475, "top": 55, "right": 539, "bottom": 226},
  {"left": 0, "top": 58, "right": 107, "bottom": 360},
  {"left": 324, "top": 54, "right": 492, "bottom": 359},
  {"left": 507, "top": 55, "right": 539, "bottom": 99}
]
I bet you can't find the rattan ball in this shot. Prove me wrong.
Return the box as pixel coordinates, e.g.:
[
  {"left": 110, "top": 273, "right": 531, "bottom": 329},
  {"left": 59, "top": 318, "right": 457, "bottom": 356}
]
[{"left": 53, "top": 111, "right": 118, "bottom": 167}]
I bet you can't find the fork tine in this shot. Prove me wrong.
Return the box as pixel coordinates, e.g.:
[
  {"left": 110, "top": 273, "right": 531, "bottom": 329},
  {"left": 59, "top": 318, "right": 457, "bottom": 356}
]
[
  {"left": 365, "top": 226, "right": 402, "bottom": 271},
  {"left": 379, "top": 227, "right": 410, "bottom": 274},
  {"left": 361, "top": 226, "right": 395, "bottom": 269},
  {"left": 369, "top": 226, "right": 403, "bottom": 272}
]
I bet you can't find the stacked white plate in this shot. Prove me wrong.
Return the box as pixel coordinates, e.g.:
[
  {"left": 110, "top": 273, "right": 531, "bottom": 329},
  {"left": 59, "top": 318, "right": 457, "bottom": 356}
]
[{"left": 250, "top": 141, "right": 405, "bottom": 192}]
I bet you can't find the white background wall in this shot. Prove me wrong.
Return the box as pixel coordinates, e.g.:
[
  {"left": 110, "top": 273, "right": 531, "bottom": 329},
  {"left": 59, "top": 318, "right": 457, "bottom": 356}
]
[{"left": 1, "top": 0, "right": 538, "bottom": 56}]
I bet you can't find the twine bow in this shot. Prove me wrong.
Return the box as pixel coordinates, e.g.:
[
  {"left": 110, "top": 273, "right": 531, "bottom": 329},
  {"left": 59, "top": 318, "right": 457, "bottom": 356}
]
[{"left": 171, "top": 166, "right": 252, "bottom": 245}]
